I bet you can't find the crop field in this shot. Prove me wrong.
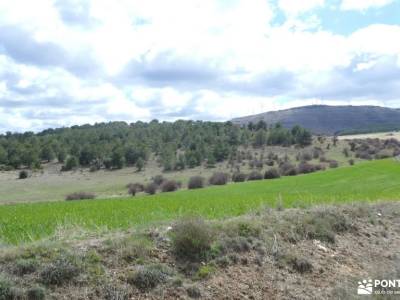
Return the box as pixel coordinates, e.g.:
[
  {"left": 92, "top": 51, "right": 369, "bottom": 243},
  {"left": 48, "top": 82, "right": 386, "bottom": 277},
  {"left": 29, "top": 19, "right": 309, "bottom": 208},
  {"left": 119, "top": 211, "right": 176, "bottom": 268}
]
[{"left": 0, "top": 159, "right": 399, "bottom": 245}]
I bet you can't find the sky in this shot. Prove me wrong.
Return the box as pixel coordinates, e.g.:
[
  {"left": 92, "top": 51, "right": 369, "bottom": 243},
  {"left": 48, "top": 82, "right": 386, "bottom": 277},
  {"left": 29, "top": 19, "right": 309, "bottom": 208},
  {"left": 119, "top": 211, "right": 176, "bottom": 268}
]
[{"left": 0, "top": 0, "right": 399, "bottom": 132}]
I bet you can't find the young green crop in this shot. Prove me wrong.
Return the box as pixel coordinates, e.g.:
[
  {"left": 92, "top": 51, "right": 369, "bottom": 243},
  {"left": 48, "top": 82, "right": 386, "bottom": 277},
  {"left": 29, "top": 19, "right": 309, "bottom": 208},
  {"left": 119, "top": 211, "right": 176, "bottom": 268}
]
[{"left": 0, "top": 159, "right": 399, "bottom": 245}]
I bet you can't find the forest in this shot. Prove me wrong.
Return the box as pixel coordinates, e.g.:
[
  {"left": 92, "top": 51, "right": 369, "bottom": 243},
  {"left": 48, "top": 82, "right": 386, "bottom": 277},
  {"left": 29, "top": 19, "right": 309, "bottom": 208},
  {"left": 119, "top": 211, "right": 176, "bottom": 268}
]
[{"left": 0, "top": 120, "right": 312, "bottom": 171}]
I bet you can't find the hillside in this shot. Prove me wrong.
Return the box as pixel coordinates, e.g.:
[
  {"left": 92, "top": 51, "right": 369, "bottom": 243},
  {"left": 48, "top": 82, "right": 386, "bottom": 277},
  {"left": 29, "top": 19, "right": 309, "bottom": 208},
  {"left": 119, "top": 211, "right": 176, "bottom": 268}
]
[
  {"left": 1, "top": 154, "right": 399, "bottom": 299},
  {"left": 231, "top": 105, "right": 400, "bottom": 135}
]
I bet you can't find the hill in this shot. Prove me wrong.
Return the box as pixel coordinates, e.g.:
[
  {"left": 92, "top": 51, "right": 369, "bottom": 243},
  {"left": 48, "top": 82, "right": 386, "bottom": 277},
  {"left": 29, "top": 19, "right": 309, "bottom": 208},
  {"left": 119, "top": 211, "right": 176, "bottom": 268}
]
[{"left": 231, "top": 105, "right": 400, "bottom": 135}]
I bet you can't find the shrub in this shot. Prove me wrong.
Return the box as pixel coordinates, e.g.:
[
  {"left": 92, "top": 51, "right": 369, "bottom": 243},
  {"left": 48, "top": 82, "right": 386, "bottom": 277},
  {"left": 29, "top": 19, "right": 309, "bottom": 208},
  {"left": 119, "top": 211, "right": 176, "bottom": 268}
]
[
  {"left": 247, "top": 171, "right": 263, "bottom": 181},
  {"left": 186, "top": 285, "right": 201, "bottom": 298},
  {"left": 65, "top": 192, "right": 96, "bottom": 201},
  {"left": 128, "top": 264, "right": 172, "bottom": 291},
  {"left": 152, "top": 175, "right": 165, "bottom": 186},
  {"left": 232, "top": 172, "right": 247, "bottom": 182},
  {"left": 27, "top": 286, "right": 46, "bottom": 300},
  {"left": 297, "top": 210, "right": 352, "bottom": 244},
  {"left": 348, "top": 159, "right": 355, "bottom": 166},
  {"left": 279, "top": 162, "right": 297, "bottom": 176},
  {"left": 265, "top": 160, "right": 274, "bottom": 166},
  {"left": 329, "top": 160, "right": 339, "bottom": 168},
  {"left": 221, "top": 237, "right": 251, "bottom": 253},
  {"left": 215, "top": 256, "right": 230, "bottom": 268},
  {"left": 144, "top": 183, "right": 157, "bottom": 195},
  {"left": 208, "top": 172, "right": 228, "bottom": 185},
  {"left": 264, "top": 168, "right": 280, "bottom": 179},
  {"left": 0, "top": 276, "right": 12, "bottom": 300},
  {"left": 171, "top": 218, "right": 213, "bottom": 261},
  {"left": 128, "top": 185, "right": 136, "bottom": 196},
  {"left": 297, "top": 162, "right": 316, "bottom": 174},
  {"left": 290, "top": 256, "right": 313, "bottom": 273},
  {"left": 188, "top": 176, "right": 205, "bottom": 189},
  {"left": 278, "top": 254, "right": 313, "bottom": 274},
  {"left": 300, "top": 151, "right": 312, "bottom": 161},
  {"left": 14, "top": 259, "right": 38, "bottom": 275},
  {"left": 102, "top": 284, "right": 129, "bottom": 300},
  {"left": 18, "top": 170, "right": 28, "bottom": 179},
  {"left": 196, "top": 265, "right": 215, "bottom": 279},
  {"left": 40, "top": 257, "right": 80, "bottom": 285},
  {"left": 161, "top": 180, "right": 179, "bottom": 192},
  {"left": 127, "top": 183, "right": 144, "bottom": 192},
  {"left": 62, "top": 156, "right": 78, "bottom": 171}
]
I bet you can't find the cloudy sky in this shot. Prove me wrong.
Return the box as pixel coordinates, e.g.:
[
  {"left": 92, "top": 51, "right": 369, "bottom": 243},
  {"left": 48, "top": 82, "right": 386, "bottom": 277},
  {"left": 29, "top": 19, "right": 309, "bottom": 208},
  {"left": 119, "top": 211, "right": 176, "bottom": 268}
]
[{"left": 0, "top": 0, "right": 400, "bottom": 132}]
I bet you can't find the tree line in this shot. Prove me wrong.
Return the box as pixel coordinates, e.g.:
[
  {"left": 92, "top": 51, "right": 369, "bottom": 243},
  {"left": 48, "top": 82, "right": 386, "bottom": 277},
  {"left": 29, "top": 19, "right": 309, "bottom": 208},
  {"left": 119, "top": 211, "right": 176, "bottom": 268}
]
[{"left": 0, "top": 120, "right": 312, "bottom": 171}]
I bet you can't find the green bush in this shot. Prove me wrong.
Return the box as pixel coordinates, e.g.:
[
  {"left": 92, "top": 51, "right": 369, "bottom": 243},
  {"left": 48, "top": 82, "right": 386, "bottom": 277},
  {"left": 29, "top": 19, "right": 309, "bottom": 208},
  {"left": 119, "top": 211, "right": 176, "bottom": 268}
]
[
  {"left": 196, "top": 265, "right": 215, "bottom": 279},
  {"left": 18, "top": 170, "right": 28, "bottom": 179},
  {"left": 171, "top": 218, "right": 213, "bottom": 261},
  {"left": 62, "top": 156, "right": 78, "bottom": 171}
]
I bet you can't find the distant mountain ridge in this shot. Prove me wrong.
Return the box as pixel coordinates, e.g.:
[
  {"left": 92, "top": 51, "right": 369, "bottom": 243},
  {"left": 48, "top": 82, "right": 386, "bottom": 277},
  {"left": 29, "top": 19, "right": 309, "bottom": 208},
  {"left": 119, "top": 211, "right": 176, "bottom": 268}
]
[{"left": 231, "top": 105, "right": 400, "bottom": 135}]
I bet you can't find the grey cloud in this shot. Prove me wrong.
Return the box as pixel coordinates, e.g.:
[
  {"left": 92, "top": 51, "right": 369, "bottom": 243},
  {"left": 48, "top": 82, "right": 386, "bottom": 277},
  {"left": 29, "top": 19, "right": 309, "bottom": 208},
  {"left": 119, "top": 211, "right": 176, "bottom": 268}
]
[
  {"left": 116, "top": 52, "right": 294, "bottom": 97},
  {"left": 0, "top": 25, "right": 66, "bottom": 67},
  {"left": 298, "top": 56, "right": 400, "bottom": 100},
  {"left": 116, "top": 51, "right": 220, "bottom": 87},
  {"left": 0, "top": 25, "right": 102, "bottom": 77}
]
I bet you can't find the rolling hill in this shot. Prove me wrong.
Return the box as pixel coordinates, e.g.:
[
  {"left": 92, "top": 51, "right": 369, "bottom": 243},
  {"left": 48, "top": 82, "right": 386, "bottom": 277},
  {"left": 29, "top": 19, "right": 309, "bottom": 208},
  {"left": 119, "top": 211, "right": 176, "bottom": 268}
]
[{"left": 231, "top": 105, "right": 400, "bottom": 135}]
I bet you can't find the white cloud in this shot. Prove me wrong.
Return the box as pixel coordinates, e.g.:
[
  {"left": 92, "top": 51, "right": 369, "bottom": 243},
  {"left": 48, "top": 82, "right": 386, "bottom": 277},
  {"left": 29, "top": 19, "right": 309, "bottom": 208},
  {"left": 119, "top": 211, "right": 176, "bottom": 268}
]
[
  {"left": 0, "top": 0, "right": 399, "bottom": 132},
  {"left": 340, "top": 0, "right": 394, "bottom": 11},
  {"left": 278, "top": 0, "right": 325, "bottom": 16}
]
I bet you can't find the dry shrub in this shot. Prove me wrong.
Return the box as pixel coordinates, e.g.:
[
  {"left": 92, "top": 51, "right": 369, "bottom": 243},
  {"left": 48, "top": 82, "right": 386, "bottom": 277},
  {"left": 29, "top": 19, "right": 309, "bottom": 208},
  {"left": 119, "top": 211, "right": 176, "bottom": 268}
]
[
  {"left": 65, "top": 192, "right": 96, "bottom": 201},
  {"left": 161, "top": 180, "right": 179, "bottom": 192},
  {"left": 188, "top": 176, "right": 205, "bottom": 189},
  {"left": 264, "top": 168, "right": 280, "bottom": 179},
  {"left": 209, "top": 172, "right": 228, "bottom": 185}
]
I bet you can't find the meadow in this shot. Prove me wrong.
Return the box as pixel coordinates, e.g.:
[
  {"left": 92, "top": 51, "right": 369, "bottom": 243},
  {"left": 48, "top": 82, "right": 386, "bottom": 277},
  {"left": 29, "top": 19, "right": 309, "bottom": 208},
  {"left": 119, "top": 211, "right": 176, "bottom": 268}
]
[{"left": 0, "top": 159, "right": 399, "bottom": 245}]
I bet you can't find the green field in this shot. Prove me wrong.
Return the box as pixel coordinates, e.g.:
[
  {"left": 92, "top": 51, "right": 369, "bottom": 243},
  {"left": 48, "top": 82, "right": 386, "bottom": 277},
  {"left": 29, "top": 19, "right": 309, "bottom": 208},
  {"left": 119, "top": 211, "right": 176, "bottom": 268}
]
[{"left": 1, "top": 159, "right": 399, "bottom": 245}]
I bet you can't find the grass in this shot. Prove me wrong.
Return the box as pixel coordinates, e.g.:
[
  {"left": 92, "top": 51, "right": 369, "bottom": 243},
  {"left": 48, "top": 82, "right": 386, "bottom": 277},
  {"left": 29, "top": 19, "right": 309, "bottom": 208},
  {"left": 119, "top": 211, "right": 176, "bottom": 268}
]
[{"left": 0, "top": 159, "right": 399, "bottom": 244}]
